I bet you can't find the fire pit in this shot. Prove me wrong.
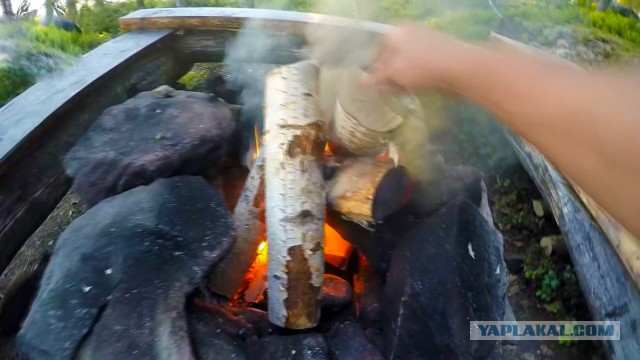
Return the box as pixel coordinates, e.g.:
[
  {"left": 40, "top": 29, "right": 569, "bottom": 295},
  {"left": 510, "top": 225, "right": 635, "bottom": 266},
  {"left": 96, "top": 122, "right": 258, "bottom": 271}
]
[{"left": 0, "top": 8, "right": 513, "bottom": 360}]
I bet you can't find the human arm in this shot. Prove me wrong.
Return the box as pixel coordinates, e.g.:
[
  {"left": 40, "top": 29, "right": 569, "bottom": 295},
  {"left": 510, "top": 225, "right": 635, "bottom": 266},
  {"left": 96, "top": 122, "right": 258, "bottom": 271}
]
[{"left": 366, "top": 24, "right": 640, "bottom": 238}]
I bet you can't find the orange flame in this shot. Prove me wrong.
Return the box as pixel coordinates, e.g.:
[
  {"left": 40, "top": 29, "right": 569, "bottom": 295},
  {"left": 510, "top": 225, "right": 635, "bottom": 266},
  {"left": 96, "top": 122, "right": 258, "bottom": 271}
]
[
  {"left": 324, "top": 142, "right": 332, "bottom": 156},
  {"left": 257, "top": 240, "right": 266, "bottom": 252},
  {"left": 238, "top": 223, "right": 351, "bottom": 304}
]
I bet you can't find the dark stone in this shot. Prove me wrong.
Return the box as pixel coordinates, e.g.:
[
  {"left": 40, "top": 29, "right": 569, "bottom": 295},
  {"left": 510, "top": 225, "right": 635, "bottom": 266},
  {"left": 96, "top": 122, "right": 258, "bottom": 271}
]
[
  {"left": 353, "top": 260, "right": 384, "bottom": 327},
  {"left": 363, "top": 327, "right": 385, "bottom": 355},
  {"left": 372, "top": 166, "right": 413, "bottom": 223},
  {"left": 64, "top": 89, "right": 235, "bottom": 206},
  {"left": 17, "top": 177, "right": 235, "bottom": 359},
  {"left": 383, "top": 198, "right": 508, "bottom": 360},
  {"left": 321, "top": 274, "right": 352, "bottom": 312},
  {"left": 326, "top": 321, "right": 383, "bottom": 360},
  {"left": 229, "top": 307, "right": 275, "bottom": 337},
  {"left": 407, "top": 164, "right": 484, "bottom": 217},
  {"left": 190, "top": 301, "right": 257, "bottom": 341},
  {"left": 188, "top": 306, "right": 248, "bottom": 360},
  {"left": 246, "top": 334, "right": 329, "bottom": 360}
]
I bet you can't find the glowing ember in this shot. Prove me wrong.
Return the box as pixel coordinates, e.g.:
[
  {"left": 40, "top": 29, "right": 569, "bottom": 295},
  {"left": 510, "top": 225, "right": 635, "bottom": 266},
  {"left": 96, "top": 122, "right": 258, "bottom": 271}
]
[{"left": 257, "top": 240, "right": 266, "bottom": 252}]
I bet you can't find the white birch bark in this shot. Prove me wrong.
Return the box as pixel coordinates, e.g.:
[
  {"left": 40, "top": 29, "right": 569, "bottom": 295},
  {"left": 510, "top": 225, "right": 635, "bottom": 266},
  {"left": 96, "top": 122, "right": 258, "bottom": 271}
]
[{"left": 263, "top": 61, "right": 325, "bottom": 329}]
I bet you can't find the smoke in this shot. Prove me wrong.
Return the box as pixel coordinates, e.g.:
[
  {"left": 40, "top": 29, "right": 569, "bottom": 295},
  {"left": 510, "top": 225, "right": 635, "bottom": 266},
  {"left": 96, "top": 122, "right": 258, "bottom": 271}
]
[{"left": 223, "top": 0, "right": 518, "bottom": 179}]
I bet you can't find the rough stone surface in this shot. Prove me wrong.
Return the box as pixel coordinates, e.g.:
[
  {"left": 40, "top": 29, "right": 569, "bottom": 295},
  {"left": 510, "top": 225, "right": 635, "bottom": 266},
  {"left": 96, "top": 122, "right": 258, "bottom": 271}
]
[
  {"left": 188, "top": 307, "right": 248, "bottom": 360},
  {"left": 229, "top": 307, "right": 274, "bottom": 338},
  {"left": 364, "top": 327, "right": 385, "bottom": 355},
  {"left": 321, "top": 274, "right": 353, "bottom": 312},
  {"left": 246, "top": 334, "right": 329, "bottom": 360},
  {"left": 64, "top": 89, "right": 235, "bottom": 206},
  {"left": 407, "top": 164, "right": 484, "bottom": 217},
  {"left": 326, "top": 320, "right": 383, "bottom": 360},
  {"left": 383, "top": 198, "right": 509, "bottom": 359},
  {"left": 191, "top": 302, "right": 257, "bottom": 342},
  {"left": 17, "top": 176, "right": 235, "bottom": 359}
]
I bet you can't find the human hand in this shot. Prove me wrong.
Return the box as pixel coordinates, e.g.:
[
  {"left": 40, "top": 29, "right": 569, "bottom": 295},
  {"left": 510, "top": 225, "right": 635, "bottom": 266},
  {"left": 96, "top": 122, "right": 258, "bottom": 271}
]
[{"left": 364, "top": 23, "right": 472, "bottom": 93}]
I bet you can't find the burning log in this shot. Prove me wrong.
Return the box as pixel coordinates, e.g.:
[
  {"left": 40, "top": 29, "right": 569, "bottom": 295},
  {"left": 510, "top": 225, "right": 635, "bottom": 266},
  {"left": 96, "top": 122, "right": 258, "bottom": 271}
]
[
  {"left": 327, "top": 157, "right": 412, "bottom": 227},
  {"left": 208, "top": 150, "right": 265, "bottom": 298},
  {"left": 263, "top": 60, "right": 325, "bottom": 329}
]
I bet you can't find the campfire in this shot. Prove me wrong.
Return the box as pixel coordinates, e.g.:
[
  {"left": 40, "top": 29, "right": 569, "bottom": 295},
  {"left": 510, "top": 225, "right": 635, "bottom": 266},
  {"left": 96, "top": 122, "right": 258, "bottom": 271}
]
[
  {"left": 209, "top": 62, "right": 416, "bottom": 328},
  {"left": 224, "top": 125, "right": 354, "bottom": 306},
  {"left": 10, "top": 57, "right": 510, "bottom": 360}
]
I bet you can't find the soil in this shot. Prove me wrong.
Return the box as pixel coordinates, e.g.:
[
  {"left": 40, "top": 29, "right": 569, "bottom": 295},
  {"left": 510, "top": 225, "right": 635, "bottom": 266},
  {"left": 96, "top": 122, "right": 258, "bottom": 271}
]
[{"left": 490, "top": 168, "right": 606, "bottom": 360}]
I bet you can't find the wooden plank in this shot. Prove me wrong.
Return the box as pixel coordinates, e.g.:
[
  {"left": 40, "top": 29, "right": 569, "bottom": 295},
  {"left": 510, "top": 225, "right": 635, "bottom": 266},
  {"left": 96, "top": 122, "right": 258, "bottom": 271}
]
[
  {"left": 175, "top": 30, "right": 304, "bottom": 64},
  {"left": 119, "top": 7, "right": 390, "bottom": 33},
  {"left": 571, "top": 183, "right": 640, "bottom": 287},
  {"left": 0, "top": 30, "right": 189, "bottom": 275},
  {"left": 507, "top": 135, "right": 640, "bottom": 359}
]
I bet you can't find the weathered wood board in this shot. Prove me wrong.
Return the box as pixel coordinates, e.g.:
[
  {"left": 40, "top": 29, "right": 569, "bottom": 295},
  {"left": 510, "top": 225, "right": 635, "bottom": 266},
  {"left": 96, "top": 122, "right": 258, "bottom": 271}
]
[{"left": 119, "top": 7, "right": 391, "bottom": 33}]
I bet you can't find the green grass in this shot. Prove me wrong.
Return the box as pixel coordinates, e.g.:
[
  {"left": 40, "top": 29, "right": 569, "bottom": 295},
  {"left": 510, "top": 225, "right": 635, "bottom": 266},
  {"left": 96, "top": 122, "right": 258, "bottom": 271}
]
[{"left": 0, "top": 21, "right": 109, "bottom": 106}]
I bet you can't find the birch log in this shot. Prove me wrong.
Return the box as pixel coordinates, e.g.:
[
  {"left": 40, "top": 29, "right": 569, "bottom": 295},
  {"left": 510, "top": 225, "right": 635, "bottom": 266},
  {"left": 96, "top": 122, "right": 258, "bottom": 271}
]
[
  {"left": 264, "top": 61, "right": 325, "bottom": 329},
  {"left": 208, "top": 150, "right": 265, "bottom": 298}
]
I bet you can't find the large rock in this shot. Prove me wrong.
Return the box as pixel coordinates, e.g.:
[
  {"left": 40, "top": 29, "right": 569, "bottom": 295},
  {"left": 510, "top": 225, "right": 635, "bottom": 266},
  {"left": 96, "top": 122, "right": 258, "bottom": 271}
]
[
  {"left": 326, "top": 320, "right": 383, "bottom": 360},
  {"left": 383, "top": 196, "right": 509, "bottom": 359},
  {"left": 17, "top": 176, "right": 235, "bottom": 359},
  {"left": 188, "top": 307, "right": 248, "bottom": 360},
  {"left": 246, "top": 334, "right": 329, "bottom": 360},
  {"left": 64, "top": 89, "right": 235, "bottom": 206}
]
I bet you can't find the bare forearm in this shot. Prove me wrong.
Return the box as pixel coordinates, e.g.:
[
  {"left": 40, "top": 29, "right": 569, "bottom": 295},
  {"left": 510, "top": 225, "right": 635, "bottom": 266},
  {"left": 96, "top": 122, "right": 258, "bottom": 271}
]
[{"left": 448, "top": 45, "right": 640, "bottom": 237}]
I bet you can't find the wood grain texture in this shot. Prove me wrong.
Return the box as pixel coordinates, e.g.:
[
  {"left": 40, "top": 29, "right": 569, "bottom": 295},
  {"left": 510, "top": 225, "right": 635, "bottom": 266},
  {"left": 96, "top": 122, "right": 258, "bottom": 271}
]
[
  {"left": 175, "top": 30, "right": 304, "bottom": 65},
  {"left": 0, "top": 30, "right": 187, "bottom": 275},
  {"left": 119, "top": 7, "right": 390, "bottom": 34},
  {"left": 508, "top": 135, "right": 640, "bottom": 359}
]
